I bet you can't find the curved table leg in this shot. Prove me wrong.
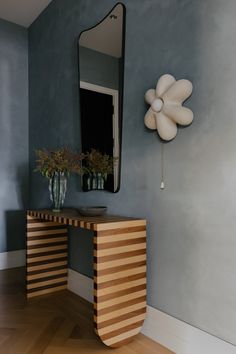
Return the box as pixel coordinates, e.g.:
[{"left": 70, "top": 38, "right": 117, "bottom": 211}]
[{"left": 94, "top": 221, "right": 146, "bottom": 347}]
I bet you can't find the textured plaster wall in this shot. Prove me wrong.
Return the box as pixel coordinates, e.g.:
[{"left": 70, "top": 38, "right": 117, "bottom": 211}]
[
  {"left": 29, "top": 0, "right": 236, "bottom": 345},
  {"left": 0, "top": 19, "right": 28, "bottom": 252}
]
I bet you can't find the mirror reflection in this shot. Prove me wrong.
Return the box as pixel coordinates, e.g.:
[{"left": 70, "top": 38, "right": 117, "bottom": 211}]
[{"left": 78, "top": 3, "right": 125, "bottom": 192}]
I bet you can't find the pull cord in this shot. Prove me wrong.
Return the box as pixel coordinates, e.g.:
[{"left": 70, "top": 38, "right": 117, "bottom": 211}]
[{"left": 160, "top": 143, "right": 165, "bottom": 190}]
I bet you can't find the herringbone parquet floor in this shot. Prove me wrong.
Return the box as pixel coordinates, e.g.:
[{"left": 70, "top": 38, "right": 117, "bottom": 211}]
[{"left": 0, "top": 268, "right": 173, "bottom": 354}]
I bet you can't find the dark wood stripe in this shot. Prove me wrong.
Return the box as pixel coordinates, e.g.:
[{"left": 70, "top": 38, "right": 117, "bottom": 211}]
[
  {"left": 27, "top": 218, "right": 46, "bottom": 224},
  {"left": 27, "top": 281, "right": 67, "bottom": 293},
  {"left": 95, "top": 284, "right": 146, "bottom": 303},
  {"left": 100, "top": 320, "right": 143, "bottom": 341},
  {"left": 95, "top": 272, "right": 146, "bottom": 290},
  {"left": 95, "top": 237, "right": 146, "bottom": 251},
  {"left": 96, "top": 225, "right": 146, "bottom": 237},
  {"left": 27, "top": 233, "right": 67, "bottom": 241},
  {"left": 95, "top": 296, "right": 146, "bottom": 316},
  {"left": 27, "top": 273, "right": 67, "bottom": 285},
  {"left": 27, "top": 241, "right": 67, "bottom": 250},
  {"left": 95, "top": 307, "right": 146, "bottom": 330},
  {"left": 27, "top": 226, "right": 66, "bottom": 232},
  {"left": 27, "top": 249, "right": 67, "bottom": 259},
  {"left": 94, "top": 249, "right": 146, "bottom": 264},
  {"left": 27, "top": 256, "right": 67, "bottom": 267},
  {"left": 94, "top": 261, "right": 146, "bottom": 277},
  {"left": 27, "top": 265, "right": 67, "bottom": 276}
]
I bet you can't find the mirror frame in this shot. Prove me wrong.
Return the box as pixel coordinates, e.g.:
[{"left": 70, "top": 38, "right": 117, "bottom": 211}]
[{"left": 77, "top": 2, "right": 126, "bottom": 193}]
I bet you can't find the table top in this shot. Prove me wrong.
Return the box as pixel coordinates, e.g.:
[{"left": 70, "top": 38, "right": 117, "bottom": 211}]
[{"left": 27, "top": 209, "right": 146, "bottom": 231}]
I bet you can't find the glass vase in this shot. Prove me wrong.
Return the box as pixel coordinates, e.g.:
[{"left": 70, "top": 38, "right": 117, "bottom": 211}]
[{"left": 49, "top": 171, "right": 67, "bottom": 212}]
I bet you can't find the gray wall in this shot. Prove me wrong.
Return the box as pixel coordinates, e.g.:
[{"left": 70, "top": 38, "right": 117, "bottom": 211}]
[
  {"left": 29, "top": 0, "right": 236, "bottom": 345},
  {"left": 0, "top": 19, "right": 28, "bottom": 252},
  {"left": 79, "top": 46, "right": 119, "bottom": 89}
]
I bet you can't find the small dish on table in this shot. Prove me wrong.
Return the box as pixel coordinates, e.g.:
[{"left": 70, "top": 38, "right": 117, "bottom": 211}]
[{"left": 77, "top": 206, "right": 107, "bottom": 217}]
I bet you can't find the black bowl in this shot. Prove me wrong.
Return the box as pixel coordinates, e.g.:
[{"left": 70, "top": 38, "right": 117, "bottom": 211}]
[{"left": 77, "top": 206, "right": 107, "bottom": 217}]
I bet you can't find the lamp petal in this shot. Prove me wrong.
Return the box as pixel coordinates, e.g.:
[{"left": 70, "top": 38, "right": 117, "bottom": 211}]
[
  {"left": 162, "top": 79, "right": 193, "bottom": 104},
  {"left": 163, "top": 105, "right": 193, "bottom": 125},
  {"left": 155, "top": 112, "right": 177, "bottom": 141},
  {"left": 156, "top": 74, "right": 176, "bottom": 97},
  {"left": 145, "top": 89, "right": 156, "bottom": 105},
  {"left": 144, "top": 108, "right": 156, "bottom": 130}
]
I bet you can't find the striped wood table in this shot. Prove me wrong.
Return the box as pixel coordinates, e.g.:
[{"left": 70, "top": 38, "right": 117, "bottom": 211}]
[{"left": 26, "top": 209, "right": 146, "bottom": 348}]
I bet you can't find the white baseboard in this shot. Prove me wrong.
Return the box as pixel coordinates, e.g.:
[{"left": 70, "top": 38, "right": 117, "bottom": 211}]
[
  {"left": 68, "top": 268, "right": 93, "bottom": 303},
  {"left": 67, "top": 268, "right": 236, "bottom": 354},
  {"left": 0, "top": 250, "right": 26, "bottom": 270},
  {"left": 142, "top": 306, "right": 236, "bottom": 354}
]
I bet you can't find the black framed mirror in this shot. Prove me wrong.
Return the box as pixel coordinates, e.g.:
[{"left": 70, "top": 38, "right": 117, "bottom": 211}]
[{"left": 78, "top": 3, "right": 126, "bottom": 192}]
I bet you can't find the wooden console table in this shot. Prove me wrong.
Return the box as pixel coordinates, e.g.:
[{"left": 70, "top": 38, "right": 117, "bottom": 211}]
[{"left": 26, "top": 209, "right": 146, "bottom": 347}]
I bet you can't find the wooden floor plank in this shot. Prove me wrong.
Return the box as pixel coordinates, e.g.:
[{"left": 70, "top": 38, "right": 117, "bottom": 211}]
[{"left": 0, "top": 268, "right": 174, "bottom": 354}]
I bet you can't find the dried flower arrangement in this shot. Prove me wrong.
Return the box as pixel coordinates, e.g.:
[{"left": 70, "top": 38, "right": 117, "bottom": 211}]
[{"left": 34, "top": 147, "right": 84, "bottom": 178}]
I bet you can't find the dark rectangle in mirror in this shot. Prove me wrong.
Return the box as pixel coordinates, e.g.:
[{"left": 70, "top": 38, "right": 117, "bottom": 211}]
[{"left": 80, "top": 88, "right": 114, "bottom": 191}]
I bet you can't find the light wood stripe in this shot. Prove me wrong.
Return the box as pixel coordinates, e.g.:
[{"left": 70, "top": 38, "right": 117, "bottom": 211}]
[
  {"left": 95, "top": 237, "right": 146, "bottom": 250},
  {"left": 95, "top": 260, "right": 146, "bottom": 277},
  {"left": 27, "top": 253, "right": 67, "bottom": 264},
  {"left": 94, "top": 277, "right": 146, "bottom": 297},
  {"left": 94, "top": 231, "right": 146, "bottom": 244},
  {"left": 95, "top": 220, "right": 146, "bottom": 231},
  {"left": 27, "top": 285, "right": 67, "bottom": 298},
  {"left": 94, "top": 254, "right": 146, "bottom": 271},
  {"left": 95, "top": 272, "right": 146, "bottom": 290},
  {"left": 94, "top": 302, "right": 146, "bottom": 323},
  {"left": 96, "top": 307, "right": 146, "bottom": 330},
  {"left": 95, "top": 284, "right": 146, "bottom": 303},
  {"left": 94, "top": 243, "right": 146, "bottom": 257},
  {"left": 95, "top": 248, "right": 146, "bottom": 264},
  {"left": 27, "top": 245, "right": 67, "bottom": 255},
  {"left": 28, "top": 260, "right": 67, "bottom": 272},
  {"left": 27, "top": 229, "right": 67, "bottom": 237},
  {"left": 96, "top": 290, "right": 146, "bottom": 310},
  {"left": 97, "top": 225, "right": 146, "bottom": 236},
  {"left": 27, "top": 265, "right": 67, "bottom": 276},
  {"left": 27, "top": 221, "right": 62, "bottom": 228},
  {"left": 95, "top": 265, "right": 146, "bottom": 284},
  {"left": 27, "top": 277, "right": 67, "bottom": 290},
  {"left": 95, "top": 296, "right": 146, "bottom": 317},
  {"left": 27, "top": 269, "right": 67, "bottom": 281},
  {"left": 100, "top": 320, "right": 144, "bottom": 341},
  {"left": 27, "top": 236, "right": 67, "bottom": 246},
  {"left": 101, "top": 327, "right": 141, "bottom": 346}
]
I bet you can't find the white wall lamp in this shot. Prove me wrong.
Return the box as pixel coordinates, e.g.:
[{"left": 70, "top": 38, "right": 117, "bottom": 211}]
[{"left": 144, "top": 74, "right": 193, "bottom": 189}]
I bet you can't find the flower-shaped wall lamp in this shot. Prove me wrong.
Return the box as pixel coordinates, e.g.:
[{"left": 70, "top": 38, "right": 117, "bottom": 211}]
[{"left": 144, "top": 74, "right": 193, "bottom": 141}]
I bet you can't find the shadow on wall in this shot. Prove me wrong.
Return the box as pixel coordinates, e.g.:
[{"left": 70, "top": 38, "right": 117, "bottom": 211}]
[
  {"left": 4, "top": 163, "right": 29, "bottom": 252},
  {"left": 68, "top": 227, "right": 93, "bottom": 278},
  {"left": 15, "top": 163, "right": 29, "bottom": 210},
  {"left": 5, "top": 210, "right": 26, "bottom": 252}
]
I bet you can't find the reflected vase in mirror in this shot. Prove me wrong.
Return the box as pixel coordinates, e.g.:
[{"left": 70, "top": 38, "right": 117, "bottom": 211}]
[
  {"left": 86, "top": 173, "right": 105, "bottom": 191},
  {"left": 78, "top": 3, "right": 126, "bottom": 193},
  {"left": 83, "top": 148, "right": 114, "bottom": 191}
]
